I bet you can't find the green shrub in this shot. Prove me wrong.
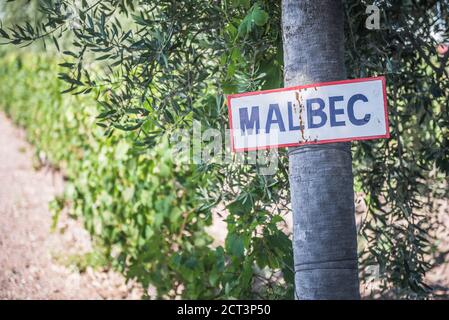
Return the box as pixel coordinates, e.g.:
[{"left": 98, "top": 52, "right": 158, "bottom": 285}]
[
  {"left": 0, "top": 51, "right": 293, "bottom": 299},
  {"left": 0, "top": 52, "right": 214, "bottom": 298}
]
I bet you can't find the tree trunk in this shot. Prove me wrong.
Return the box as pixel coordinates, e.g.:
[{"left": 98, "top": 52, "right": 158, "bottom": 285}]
[{"left": 282, "top": 0, "right": 360, "bottom": 299}]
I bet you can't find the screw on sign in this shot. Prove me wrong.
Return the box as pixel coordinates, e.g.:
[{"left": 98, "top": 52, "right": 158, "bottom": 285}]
[{"left": 227, "top": 76, "right": 390, "bottom": 152}]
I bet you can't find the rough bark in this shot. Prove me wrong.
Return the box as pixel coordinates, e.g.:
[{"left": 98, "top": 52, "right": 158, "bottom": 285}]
[{"left": 282, "top": 0, "right": 360, "bottom": 299}]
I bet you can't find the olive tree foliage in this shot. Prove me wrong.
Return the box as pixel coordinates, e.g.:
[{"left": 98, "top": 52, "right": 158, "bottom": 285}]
[
  {"left": 1, "top": 0, "right": 448, "bottom": 298},
  {"left": 346, "top": 0, "right": 449, "bottom": 298}
]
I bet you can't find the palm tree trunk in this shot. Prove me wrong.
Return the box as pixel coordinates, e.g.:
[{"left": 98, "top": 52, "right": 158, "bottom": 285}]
[{"left": 282, "top": 0, "right": 360, "bottom": 299}]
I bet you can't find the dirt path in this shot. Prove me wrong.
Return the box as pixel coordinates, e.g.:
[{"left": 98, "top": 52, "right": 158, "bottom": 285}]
[{"left": 0, "top": 112, "right": 142, "bottom": 299}]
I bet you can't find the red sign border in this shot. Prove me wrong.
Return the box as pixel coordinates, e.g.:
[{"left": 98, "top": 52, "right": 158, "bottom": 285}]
[{"left": 226, "top": 76, "right": 390, "bottom": 152}]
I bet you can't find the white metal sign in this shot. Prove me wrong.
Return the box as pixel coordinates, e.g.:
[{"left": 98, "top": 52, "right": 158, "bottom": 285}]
[{"left": 227, "top": 76, "right": 389, "bottom": 152}]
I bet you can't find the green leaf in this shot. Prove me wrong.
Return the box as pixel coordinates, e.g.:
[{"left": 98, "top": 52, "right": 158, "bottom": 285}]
[
  {"left": 225, "top": 233, "right": 245, "bottom": 258},
  {"left": 252, "top": 5, "right": 269, "bottom": 27},
  {"left": 237, "top": 4, "right": 268, "bottom": 38},
  {"left": 230, "top": 0, "right": 251, "bottom": 9},
  {"left": 226, "top": 196, "right": 252, "bottom": 216},
  {"left": 0, "top": 28, "right": 10, "bottom": 39},
  {"left": 52, "top": 36, "right": 60, "bottom": 52}
]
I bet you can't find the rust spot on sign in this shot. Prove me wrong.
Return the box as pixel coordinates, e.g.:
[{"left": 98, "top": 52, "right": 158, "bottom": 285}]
[{"left": 295, "top": 90, "right": 307, "bottom": 143}]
